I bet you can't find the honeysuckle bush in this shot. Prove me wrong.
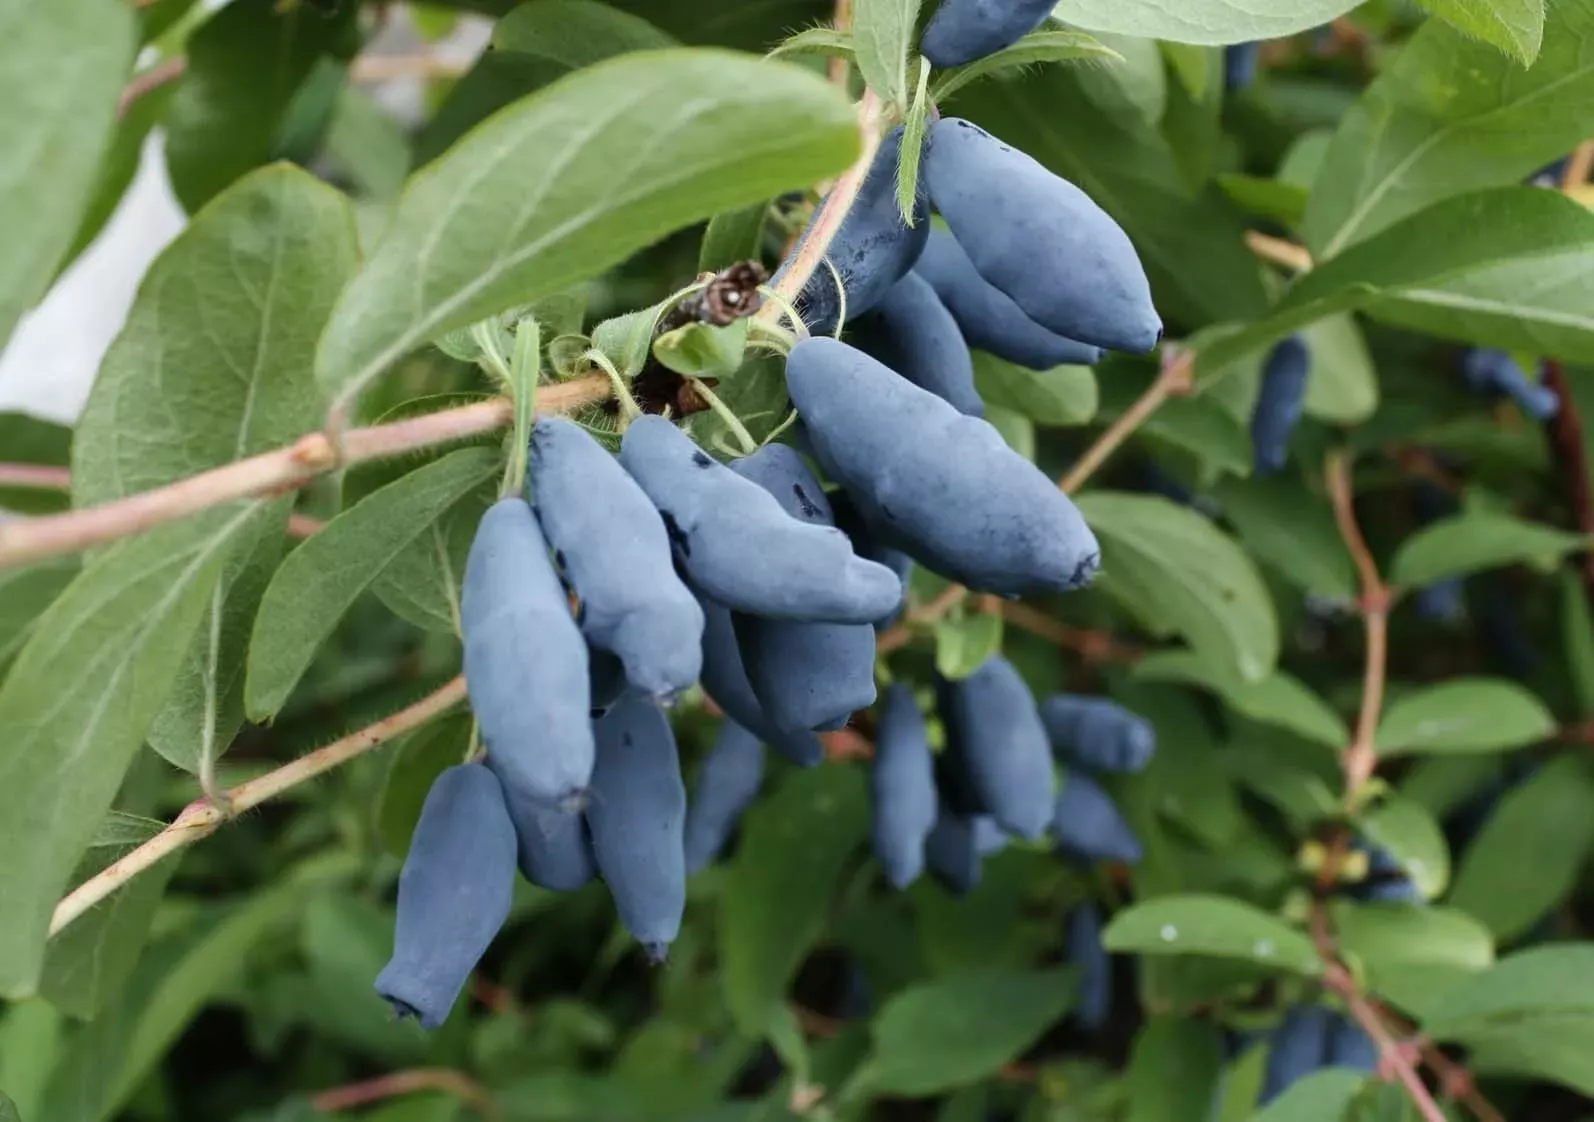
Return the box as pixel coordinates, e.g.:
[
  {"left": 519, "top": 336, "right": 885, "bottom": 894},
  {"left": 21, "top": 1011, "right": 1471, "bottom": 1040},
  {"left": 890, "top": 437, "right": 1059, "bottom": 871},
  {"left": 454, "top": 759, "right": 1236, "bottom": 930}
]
[{"left": 3, "top": 0, "right": 1594, "bottom": 1120}]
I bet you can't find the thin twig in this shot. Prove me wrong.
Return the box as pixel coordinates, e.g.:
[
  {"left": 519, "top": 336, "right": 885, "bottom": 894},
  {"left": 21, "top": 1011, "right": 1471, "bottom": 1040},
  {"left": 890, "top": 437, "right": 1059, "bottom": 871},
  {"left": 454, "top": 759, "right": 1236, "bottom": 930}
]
[
  {"left": 1245, "top": 231, "right": 1313, "bottom": 273},
  {"left": 0, "top": 464, "right": 71, "bottom": 491},
  {"left": 50, "top": 676, "right": 468, "bottom": 936},
  {"left": 118, "top": 55, "right": 187, "bottom": 118},
  {"left": 310, "top": 1068, "right": 502, "bottom": 1121},
  {"left": 1563, "top": 141, "right": 1594, "bottom": 191},
  {"left": 1058, "top": 347, "right": 1193, "bottom": 494},
  {"left": 286, "top": 512, "right": 324, "bottom": 539},
  {"left": 1540, "top": 361, "right": 1594, "bottom": 591},
  {"left": 350, "top": 54, "right": 473, "bottom": 84},
  {"left": 0, "top": 375, "right": 609, "bottom": 571},
  {"left": 1000, "top": 601, "right": 1140, "bottom": 663},
  {"left": 761, "top": 88, "right": 885, "bottom": 323},
  {"left": 1325, "top": 450, "right": 1389, "bottom": 799}
]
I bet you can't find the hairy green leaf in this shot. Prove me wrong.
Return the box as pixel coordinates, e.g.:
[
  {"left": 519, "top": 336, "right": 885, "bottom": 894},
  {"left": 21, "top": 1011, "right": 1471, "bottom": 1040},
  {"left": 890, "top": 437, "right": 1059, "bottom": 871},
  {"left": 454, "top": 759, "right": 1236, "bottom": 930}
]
[
  {"left": 1374, "top": 678, "right": 1555, "bottom": 758},
  {"left": 1102, "top": 894, "right": 1320, "bottom": 975},
  {"left": 316, "top": 50, "right": 858, "bottom": 409}
]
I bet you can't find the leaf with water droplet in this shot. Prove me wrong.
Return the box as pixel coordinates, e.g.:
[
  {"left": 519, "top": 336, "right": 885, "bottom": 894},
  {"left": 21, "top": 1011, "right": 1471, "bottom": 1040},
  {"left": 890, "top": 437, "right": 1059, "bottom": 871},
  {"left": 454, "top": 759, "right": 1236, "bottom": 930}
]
[{"left": 1102, "top": 894, "right": 1321, "bottom": 976}]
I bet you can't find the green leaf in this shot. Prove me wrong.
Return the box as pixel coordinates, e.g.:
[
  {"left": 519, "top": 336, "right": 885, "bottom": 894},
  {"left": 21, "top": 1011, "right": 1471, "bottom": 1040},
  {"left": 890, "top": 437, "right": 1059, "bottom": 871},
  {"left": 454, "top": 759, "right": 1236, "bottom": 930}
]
[
  {"left": 854, "top": 969, "right": 1075, "bottom": 1096},
  {"left": 1201, "top": 188, "right": 1594, "bottom": 375},
  {"left": 1373, "top": 677, "right": 1555, "bottom": 758},
  {"left": 1048, "top": 0, "right": 1361, "bottom": 44},
  {"left": 1561, "top": 568, "right": 1594, "bottom": 719},
  {"left": 0, "top": 1000, "right": 62, "bottom": 1122},
  {"left": 1417, "top": 0, "right": 1546, "bottom": 65},
  {"left": 38, "top": 863, "right": 345, "bottom": 1122},
  {"left": 75, "top": 165, "right": 360, "bottom": 772},
  {"left": 1125, "top": 1019, "right": 1224, "bottom": 1122},
  {"left": 0, "top": 504, "right": 257, "bottom": 999},
  {"left": 0, "top": 559, "right": 80, "bottom": 667},
  {"left": 1390, "top": 511, "right": 1588, "bottom": 588},
  {"left": 0, "top": 0, "right": 134, "bottom": 352},
  {"left": 984, "top": 403, "right": 1036, "bottom": 460},
  {"left": 1249, "top": 1069, "right": 1366, "bottom": 1122},
  {"left": 1304, "top": 1, "right": 1594, "bottom": 256},
  {"left": 851, "top": 0, "right": 918, "bottom": 108},
  {"left": 370, "top": 480, "right": 492, "bottom": 636},
  {"left": 1330, "top": 901, "right": 1494, "bottom": 1016},
  {"left": 934, "top": 611, "right": 1004, "bottom": 681},
  {"left": 322, "top": 85, "right": 412, "bottom": 201},
  {"left": 896, "top": 58, "right": 931, "bottom": 225},
  {"left": 1075, "top": 492, "right": 1279, "bottom": 682},
  {"left": 315, "top": 50, "right": 858, "bottom": 409},
  {"left": 956, "top": 66, "right": 1267, "bottom": 329},
  {"left": 0, "top": 1092, "right": 15, "bottom": 1122},
  {"left": 164, "top": 0, "right": 358, "bottom": 211},
  {"left": 931, "top": 28, "right": 1122, "bottom": 101},
  {"left": 654, "top": 320, "right": 749, "bottom": 380},
  {"left": 1214, "top": 173, "right": 1310, "bottom": 228},
  {"left": 1134, "top": 650, "right": 1347, "bottom": 749},
  {"left": 378, "top": 714, "right": 474, "bottom": 856},
  {"left": 1424, "top": 944, "right": 1594, "bottom": 1038},
  {"left": 1462, "top": 1014, "right": 1594, "bottom": 1099},
  {"left": 1449, "top": 754, "right": 1594, "bottom": 943},
  {"left": 721, "top": 765, "right": 867, "bottom": 1035},
  {"left": 246, "top": 447, "right": 500, "bottom": 718},
  {"left": 766, "top": 25, "right": 857, "bottom": 63},
  {"left": 1122, "top": 683, "right": 1244, "bottom": 849},
  {"left": 698, "top": 204, "right": 767, "bottom": 273},
  {"left": 971, "top": 353, "right": 1097, "bottom": 425},
  {"left": 1101, "top": 894, "right": 1321, "bottom": 976},
  {"left": 1213, "top": 477, "right": 1356, "bottom": 599},
  {"left": 1356, "top": 792, "right": 1450, "bottom": 901},
  {"left": 1301, "top": 314, "right": 1378, "bottom": 425}
]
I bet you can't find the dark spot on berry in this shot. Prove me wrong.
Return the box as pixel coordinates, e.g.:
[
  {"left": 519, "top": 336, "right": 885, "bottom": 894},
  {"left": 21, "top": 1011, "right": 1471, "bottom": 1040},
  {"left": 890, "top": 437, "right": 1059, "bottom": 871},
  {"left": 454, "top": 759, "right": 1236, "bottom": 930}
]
[
  {"left": 792, "top": 483, "right": 822, "bottom": 519},
  {"left": 691, "top": 451, "right": 713, "bottom": 469},
  {"left": 659, "top": 510, "right": 690, "bottom": 558},
  {"left": 878, "top": 503, "right": 899, "bottom": 524}
]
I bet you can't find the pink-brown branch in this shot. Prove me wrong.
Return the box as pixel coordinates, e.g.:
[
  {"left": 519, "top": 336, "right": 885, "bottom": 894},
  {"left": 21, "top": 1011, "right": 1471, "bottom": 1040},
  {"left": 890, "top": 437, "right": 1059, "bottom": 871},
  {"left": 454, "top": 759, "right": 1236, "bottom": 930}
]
[{"left": 0, "top": 376, "right": 608, "bottom": 571}]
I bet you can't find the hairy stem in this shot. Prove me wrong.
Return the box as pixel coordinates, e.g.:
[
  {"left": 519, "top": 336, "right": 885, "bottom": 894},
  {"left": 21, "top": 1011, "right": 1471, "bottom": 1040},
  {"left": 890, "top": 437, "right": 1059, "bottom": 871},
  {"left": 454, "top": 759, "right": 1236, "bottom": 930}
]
[
  {"left": 0, "top": 464, "right": 72, "bottom": 491},
  {"left": 50, "top": 676, "right": 468, "bottom": 936},
  {"left": 1244, "top": 231, "right": 1313, "bottom": 272},
  {"left": 762, "top": 88, "right": 884, "bottom": 323},
  {"left": 0, "top": 375, "right": 609, "bottom": 570}
]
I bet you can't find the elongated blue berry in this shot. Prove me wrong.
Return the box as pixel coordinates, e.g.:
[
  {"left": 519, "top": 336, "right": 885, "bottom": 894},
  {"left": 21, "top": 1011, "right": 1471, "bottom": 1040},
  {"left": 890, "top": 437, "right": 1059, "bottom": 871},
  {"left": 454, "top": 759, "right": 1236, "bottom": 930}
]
[
  {"left": 1461, "top": 348, "right": 1559, "bottom": 420},
  {"left": 1251, "top": 335, "right": 1311, "bottom": 476},
  {"left": 778, "top": 127, "right": 929, "bottom": 335},
  {"left": 1224, "top": 42, "right": 1261, "bottom": 90},
  {"left": 729, "top": 444, "right": 878, "bottom": 731},
  {"left": 1068, "top": 902, "right": 1111, "bottom": 1031},
  {"left": 489, "top": 757, "right": 595, "bottom": 892},
  {"left": 1261, "top": 1006, "right": 1331, "bottom": 1103},
  {"left": 696, "top": 589, "right": 825, "bottom": 767},
  {"left": 1051, "top": 770, "right": 1142, "bottom": 864},
  {"left": 915, "top": 229, "right": 1101, "bottom": 370},
  {"left": 920, "top": 0, "right": 1056, "bottom": 69},
  {"left": 787, "top": 337, "right": 1100, "bottom": 596},
  {"left": 585, "top": 692, "right": 687, "bottom": 959},
  {"left": 530, "top": 417, "right": 704, "bottom": 698},
  {"left": 375, "top": 763, "right": 516, "bottom": 1029},
  {"left": 684, "top": 720, "right": 766, "bottom": 874},
  {"left": 924, "top": 119, "right": 1160, "bottom": 353},
  {"left": 1039, "top": 695, "right": 1156, "bottom": 774},
  {"left": 1326, "top": 1012, "right": 1379, "bottom": 1071},
  {"left": 871, "top": 684, "right": 938, "bottom": 889},
  {"left": 924, "top": 805, "right": 983, "bottom": 895},
  {"left": 850, "top": 271, "right": 984, "bottom": 417},
  {"left": 462, "top": 497, "right": 593, "bottom": 808},
  {"left": 620, "top": 416, "right": 903, "bottom": 624},
  {"left": 939, "top": 656, "right": 1054, "bottom": 839},
  {"left": 831, "top": 488, "right": 913, "bottom": 629}
]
